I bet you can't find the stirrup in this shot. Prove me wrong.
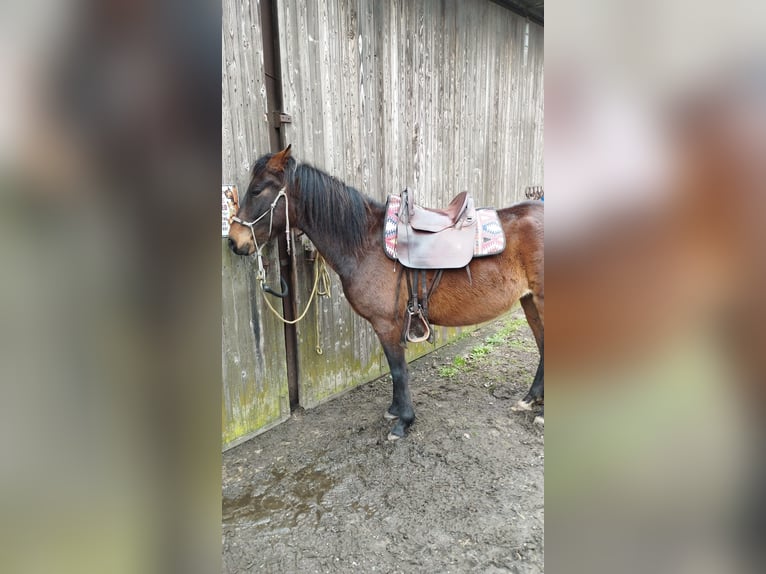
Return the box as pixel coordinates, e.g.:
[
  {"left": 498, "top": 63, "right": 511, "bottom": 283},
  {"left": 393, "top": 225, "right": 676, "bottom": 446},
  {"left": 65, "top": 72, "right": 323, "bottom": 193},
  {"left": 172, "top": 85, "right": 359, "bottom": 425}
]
[{"left": 404, "top": 306, "right": 431, "bottom": 344}]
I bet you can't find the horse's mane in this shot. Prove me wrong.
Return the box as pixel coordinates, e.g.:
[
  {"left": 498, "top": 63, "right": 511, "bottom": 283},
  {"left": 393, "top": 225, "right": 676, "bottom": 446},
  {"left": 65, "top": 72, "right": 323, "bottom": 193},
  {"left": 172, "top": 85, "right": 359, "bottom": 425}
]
[{"left": 289, "top": 162, "right": 381, "bottom": 254}]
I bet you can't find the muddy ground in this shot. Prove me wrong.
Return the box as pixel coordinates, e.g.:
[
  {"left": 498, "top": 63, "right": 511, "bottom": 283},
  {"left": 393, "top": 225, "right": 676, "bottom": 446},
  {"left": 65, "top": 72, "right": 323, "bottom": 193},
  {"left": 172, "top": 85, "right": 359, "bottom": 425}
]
[{"left": 222, "top": 310, "right": 544, "bottom": 573}]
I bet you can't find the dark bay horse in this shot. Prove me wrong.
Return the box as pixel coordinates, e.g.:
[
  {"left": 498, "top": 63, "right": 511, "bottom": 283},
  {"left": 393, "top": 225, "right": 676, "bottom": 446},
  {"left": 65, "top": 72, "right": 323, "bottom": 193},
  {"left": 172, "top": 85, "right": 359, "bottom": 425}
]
[{"left": 228, "top": 146, "right": 544, "bottom": 440}]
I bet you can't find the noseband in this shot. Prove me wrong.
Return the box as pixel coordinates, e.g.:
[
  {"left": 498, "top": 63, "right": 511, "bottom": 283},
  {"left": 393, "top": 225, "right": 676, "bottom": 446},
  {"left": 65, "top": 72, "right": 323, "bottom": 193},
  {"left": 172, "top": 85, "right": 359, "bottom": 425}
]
[{"left": 230, "top": 186, "right": 291, "bottom": 288}]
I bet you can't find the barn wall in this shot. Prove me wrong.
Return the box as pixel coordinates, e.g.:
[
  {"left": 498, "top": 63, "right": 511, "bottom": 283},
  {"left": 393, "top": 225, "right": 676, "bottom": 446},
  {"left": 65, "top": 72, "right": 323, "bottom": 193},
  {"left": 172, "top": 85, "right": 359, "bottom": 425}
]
[
  {"left": 221, "top": 0, "right": 290, "bottom": 449},
  {"left": 275, "top": 0, "right": 545, "bottom": 408}
]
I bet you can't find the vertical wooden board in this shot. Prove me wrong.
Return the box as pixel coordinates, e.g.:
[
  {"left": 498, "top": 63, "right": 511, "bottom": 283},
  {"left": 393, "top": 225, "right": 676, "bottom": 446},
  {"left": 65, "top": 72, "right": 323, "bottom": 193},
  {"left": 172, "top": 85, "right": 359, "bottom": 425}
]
[
  {"left": 276, "top": 0, "right": 544, "bottom": 411},
  {"left": 221, "top": 244, "right": 290, "bottom": 448},
  {"left": 531, "top": 22, "right": 545, "bottom": 188},
  {"left": 221, "top": 0, "right": 289, "bottom": 447}
]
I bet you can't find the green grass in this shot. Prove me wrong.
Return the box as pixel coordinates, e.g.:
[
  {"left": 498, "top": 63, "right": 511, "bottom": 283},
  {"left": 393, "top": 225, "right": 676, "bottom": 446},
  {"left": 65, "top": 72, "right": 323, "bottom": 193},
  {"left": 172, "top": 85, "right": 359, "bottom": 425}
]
[
  {"left": 436, "top": 316, "right": 534, "bottom": 379},
  {"left": 485, "top": 332, "right": 507, "bottom": 346},
  {"left": 438, "top": 365, "right": 460, "bottom": 378},
  {"left": 469, "top": 345, "right": 491, "bottom": 360},
  {"left": 438, "top": 355, "right": 468, "bottom": 378}
]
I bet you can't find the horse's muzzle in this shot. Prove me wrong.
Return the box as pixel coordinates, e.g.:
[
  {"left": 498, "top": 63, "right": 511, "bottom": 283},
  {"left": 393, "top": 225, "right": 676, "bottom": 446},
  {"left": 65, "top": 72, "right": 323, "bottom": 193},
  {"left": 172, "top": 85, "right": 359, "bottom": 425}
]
[{"left": 228, "top": 237, "right": 253, "bottom": 256}]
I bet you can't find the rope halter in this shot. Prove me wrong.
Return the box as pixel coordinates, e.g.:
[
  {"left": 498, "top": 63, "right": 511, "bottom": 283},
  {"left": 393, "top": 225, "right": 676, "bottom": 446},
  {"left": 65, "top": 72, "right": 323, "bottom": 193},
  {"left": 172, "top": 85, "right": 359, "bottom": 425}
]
[
  {"left": 229, "top": 184, "right": 330, "bottom": 339},
  {"left": 230, "top": 187, "right": 291, "bottom": 283}
]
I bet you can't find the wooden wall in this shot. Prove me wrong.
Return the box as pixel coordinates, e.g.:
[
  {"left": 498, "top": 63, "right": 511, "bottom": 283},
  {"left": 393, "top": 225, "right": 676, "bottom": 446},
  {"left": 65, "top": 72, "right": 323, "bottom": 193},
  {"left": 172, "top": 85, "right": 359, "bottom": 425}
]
[
  {"left": 277, "top": 0, "right": 544, "bottom": 206},
  {"left": 221, "top": 0, "right": 289, "bottom": 449},
  {"left": 221, "top": 0, "right": 544, "bottom": 443}
]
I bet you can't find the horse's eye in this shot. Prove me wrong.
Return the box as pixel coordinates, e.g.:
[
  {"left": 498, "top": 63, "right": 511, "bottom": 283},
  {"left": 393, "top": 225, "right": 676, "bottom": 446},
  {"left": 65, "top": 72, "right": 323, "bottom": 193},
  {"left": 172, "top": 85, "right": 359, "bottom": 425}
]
[{"left": 249, "top": 183, "right": 267, "bottom": 197}]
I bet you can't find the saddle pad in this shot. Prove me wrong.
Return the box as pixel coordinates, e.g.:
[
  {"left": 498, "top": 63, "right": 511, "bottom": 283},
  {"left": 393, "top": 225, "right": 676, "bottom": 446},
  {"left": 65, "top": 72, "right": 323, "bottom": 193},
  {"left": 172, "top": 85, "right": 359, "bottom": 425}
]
[
  {"left": 384, "top": 195, "right": 402, "bottom": 258},
  {"left": 384, "top": 194, "right": 505, "bottom": 262},
  {"left": 473, "top": 208, "right": 506, "bottom": 256}
]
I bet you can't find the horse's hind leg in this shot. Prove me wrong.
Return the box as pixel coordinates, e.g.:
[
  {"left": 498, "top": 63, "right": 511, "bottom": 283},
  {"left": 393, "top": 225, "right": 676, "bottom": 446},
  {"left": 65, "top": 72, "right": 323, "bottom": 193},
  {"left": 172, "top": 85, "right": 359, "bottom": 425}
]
[
  {"left": 379, "top": 338, "right": 415, "bottom": 440},
  {"left": 520, "top": 293, "right": 543, "bottom": 354},
  {"left": 515, "top": 353, "right": 544, "bottom": 425},
  {"left": 513, "top": 293, "right": 544, "bottom": 419}
]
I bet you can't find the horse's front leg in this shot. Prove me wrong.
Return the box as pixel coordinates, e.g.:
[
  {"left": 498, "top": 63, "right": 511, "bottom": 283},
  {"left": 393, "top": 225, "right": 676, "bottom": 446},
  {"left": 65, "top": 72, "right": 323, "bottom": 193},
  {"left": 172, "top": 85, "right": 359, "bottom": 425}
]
[{"left": 379, "top": 339, "right": 415, "bottom": 440}]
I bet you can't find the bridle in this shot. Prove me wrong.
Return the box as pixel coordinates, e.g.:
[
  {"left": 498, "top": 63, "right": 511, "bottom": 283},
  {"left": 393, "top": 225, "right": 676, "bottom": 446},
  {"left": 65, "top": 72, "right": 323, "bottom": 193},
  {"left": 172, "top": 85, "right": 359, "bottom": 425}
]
[{"left": 230, "top": 186, "right": 291, "bottom": 289}]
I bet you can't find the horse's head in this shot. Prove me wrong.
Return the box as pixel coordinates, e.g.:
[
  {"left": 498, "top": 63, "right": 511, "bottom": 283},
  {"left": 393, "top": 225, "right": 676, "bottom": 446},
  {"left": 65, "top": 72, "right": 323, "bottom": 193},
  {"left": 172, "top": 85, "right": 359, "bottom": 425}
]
[{"left": 228, "top": 145, "right": 294, "bottom": 255}]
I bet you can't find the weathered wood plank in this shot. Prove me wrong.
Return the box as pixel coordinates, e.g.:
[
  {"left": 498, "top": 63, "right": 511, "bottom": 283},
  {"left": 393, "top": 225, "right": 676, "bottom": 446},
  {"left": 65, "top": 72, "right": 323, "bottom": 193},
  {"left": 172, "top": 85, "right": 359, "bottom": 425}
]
[
  {"left": 221, "top": 243, "right": 289, "bottom": 447},
  {"left": 221, "top": 0, "right": 289, "bottom": 448}
]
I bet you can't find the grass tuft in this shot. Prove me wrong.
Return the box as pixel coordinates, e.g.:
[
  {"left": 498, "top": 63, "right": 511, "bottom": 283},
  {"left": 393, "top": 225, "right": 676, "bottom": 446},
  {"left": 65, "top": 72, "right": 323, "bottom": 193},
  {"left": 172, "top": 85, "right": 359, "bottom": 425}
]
[{"left": 436, "top": 315, "right": 535, "bottom": 379}]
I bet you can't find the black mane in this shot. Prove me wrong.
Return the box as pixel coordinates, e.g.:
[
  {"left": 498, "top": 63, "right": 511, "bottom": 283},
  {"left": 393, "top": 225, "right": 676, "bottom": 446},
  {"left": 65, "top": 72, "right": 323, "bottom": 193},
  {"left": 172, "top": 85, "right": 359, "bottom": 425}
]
[{"left": 291, "top": 163, "right": 382, "bottom": 254}]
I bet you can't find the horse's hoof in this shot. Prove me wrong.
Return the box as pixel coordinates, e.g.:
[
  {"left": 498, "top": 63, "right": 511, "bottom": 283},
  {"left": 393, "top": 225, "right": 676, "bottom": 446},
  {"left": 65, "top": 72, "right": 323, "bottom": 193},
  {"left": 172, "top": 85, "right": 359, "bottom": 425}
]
[
  {"left": 512, "top": 399, "right": 534, "bottom": 411},
  {"left": 383, "top": 410, "right": 399, "bottom": 420},
  {"left": 388, "top": 418, "right": 410, "bottom": 441},
  {"left": 534, "top": 415, "right": 544, "bottom": 425}
]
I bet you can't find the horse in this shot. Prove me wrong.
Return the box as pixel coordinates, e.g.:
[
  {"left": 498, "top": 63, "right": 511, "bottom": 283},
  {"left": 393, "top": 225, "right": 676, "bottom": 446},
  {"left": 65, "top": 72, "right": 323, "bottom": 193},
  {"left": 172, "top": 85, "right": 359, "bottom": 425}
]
[{"left": 227, "top": 145, "right": 544, "bottom": 440}]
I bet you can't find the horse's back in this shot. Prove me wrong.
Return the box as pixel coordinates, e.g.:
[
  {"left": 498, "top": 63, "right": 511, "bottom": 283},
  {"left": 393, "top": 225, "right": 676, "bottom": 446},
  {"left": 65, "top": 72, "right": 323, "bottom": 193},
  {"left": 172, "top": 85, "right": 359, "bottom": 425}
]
[
  {"left": 497, "top": 201, "right": 544, "bottom": 253},
  {"left": 498, "top": 199, "right": 543, "bottom": 218}
]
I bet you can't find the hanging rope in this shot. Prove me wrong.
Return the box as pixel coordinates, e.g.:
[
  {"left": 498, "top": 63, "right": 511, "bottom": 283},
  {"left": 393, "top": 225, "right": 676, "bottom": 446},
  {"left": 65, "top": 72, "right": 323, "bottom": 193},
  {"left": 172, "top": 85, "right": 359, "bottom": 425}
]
[
  {"left": 260, "top": 254, "right": 330, "bottom": 329},
  {"left": 315, "top": 311, "right": 324, "bottom": 355},
  {"left": 233, "top": 190, "right": 330, "bottom": 353},
  {"left": 313, "top": 255, "right": 332, "bottom": 355},
  {"left": 316, "top": 258, "right": 331, "bottom": 297}
]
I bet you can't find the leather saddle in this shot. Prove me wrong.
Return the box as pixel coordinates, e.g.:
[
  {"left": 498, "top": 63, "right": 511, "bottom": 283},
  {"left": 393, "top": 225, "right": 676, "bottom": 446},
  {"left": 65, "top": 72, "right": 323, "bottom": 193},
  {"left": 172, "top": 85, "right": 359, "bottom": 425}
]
[{"left": 396, "top": 188, "right": 476, "bottom": 269}]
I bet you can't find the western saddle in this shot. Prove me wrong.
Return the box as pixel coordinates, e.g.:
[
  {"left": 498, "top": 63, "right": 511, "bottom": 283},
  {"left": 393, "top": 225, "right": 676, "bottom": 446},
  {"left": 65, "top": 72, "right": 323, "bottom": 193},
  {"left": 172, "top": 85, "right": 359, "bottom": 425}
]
[
  {"left": 385, "top": 188, "right": 507, "bottom": 344},
  {"left": 389, "top": 188, "right": 478, "bottom": 343},
  {"left": 396, "top": 188, "right": 476, "bottom": 270}
]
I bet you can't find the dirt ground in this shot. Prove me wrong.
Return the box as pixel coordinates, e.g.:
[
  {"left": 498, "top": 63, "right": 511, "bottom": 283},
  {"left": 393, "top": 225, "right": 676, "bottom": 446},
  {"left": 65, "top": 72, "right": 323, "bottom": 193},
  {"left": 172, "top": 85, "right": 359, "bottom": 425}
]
[{"left": 222, "top": 310, "right": 544, "bottom": 573}]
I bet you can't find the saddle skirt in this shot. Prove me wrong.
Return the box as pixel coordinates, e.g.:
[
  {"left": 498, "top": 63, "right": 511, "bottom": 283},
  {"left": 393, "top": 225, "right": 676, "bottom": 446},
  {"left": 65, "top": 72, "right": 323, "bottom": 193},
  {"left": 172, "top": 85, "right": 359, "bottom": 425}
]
[{"left": 384, "top": 192, "right": 506, "bottom": 269}]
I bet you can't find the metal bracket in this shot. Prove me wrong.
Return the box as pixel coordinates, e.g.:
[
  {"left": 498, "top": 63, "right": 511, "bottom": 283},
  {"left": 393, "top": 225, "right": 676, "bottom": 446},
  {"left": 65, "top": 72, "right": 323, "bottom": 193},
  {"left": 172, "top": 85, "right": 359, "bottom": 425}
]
[{"left": 271, "top": 111, "right": 292, "bottom": 126}]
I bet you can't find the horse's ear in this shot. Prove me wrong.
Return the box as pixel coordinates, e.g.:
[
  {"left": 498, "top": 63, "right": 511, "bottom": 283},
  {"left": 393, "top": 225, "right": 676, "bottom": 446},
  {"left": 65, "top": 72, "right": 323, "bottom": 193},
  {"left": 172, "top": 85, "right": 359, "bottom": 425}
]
[{"left": 267, "top": 144, "right": 292, "bottom": 172}]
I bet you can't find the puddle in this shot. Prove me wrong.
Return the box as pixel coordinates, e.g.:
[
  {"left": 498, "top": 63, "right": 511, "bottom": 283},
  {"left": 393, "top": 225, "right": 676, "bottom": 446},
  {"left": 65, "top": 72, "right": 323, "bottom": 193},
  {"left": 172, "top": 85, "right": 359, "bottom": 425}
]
[{"left": 222, "top": 466, "right": 337, "bottom": 530}]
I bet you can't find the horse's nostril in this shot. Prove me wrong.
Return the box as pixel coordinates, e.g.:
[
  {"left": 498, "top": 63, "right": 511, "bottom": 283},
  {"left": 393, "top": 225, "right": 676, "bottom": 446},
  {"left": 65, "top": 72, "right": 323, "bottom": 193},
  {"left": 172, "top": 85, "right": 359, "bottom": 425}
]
[{"left": 228, "top": 238, "right": 237, "bottom": 252}]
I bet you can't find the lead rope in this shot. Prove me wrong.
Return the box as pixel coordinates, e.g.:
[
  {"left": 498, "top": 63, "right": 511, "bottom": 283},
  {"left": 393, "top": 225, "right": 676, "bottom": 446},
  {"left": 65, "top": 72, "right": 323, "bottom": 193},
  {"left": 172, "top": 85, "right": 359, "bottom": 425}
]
[
  {"left": 232, "top": 187, "right": 293, "bottom": 299},
  {"left": 260, "top": 254, "right": 330, "bottom": 328},
  {"left": 232, "top": 188, "right": 330, "bottom": 351},
  {"left": 314, "top": 260, "right": 331, "bottom": 354}
]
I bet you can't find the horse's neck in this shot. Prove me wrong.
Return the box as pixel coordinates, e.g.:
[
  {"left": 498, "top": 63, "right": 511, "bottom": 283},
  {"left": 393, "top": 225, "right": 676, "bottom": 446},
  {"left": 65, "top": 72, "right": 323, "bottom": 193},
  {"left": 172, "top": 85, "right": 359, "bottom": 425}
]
[
  {"left": 296, "top": 226, "right": 364, "bottom": 281},
  {"left": 292, "top": 191, "right": 382, "bottom": 280}
]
